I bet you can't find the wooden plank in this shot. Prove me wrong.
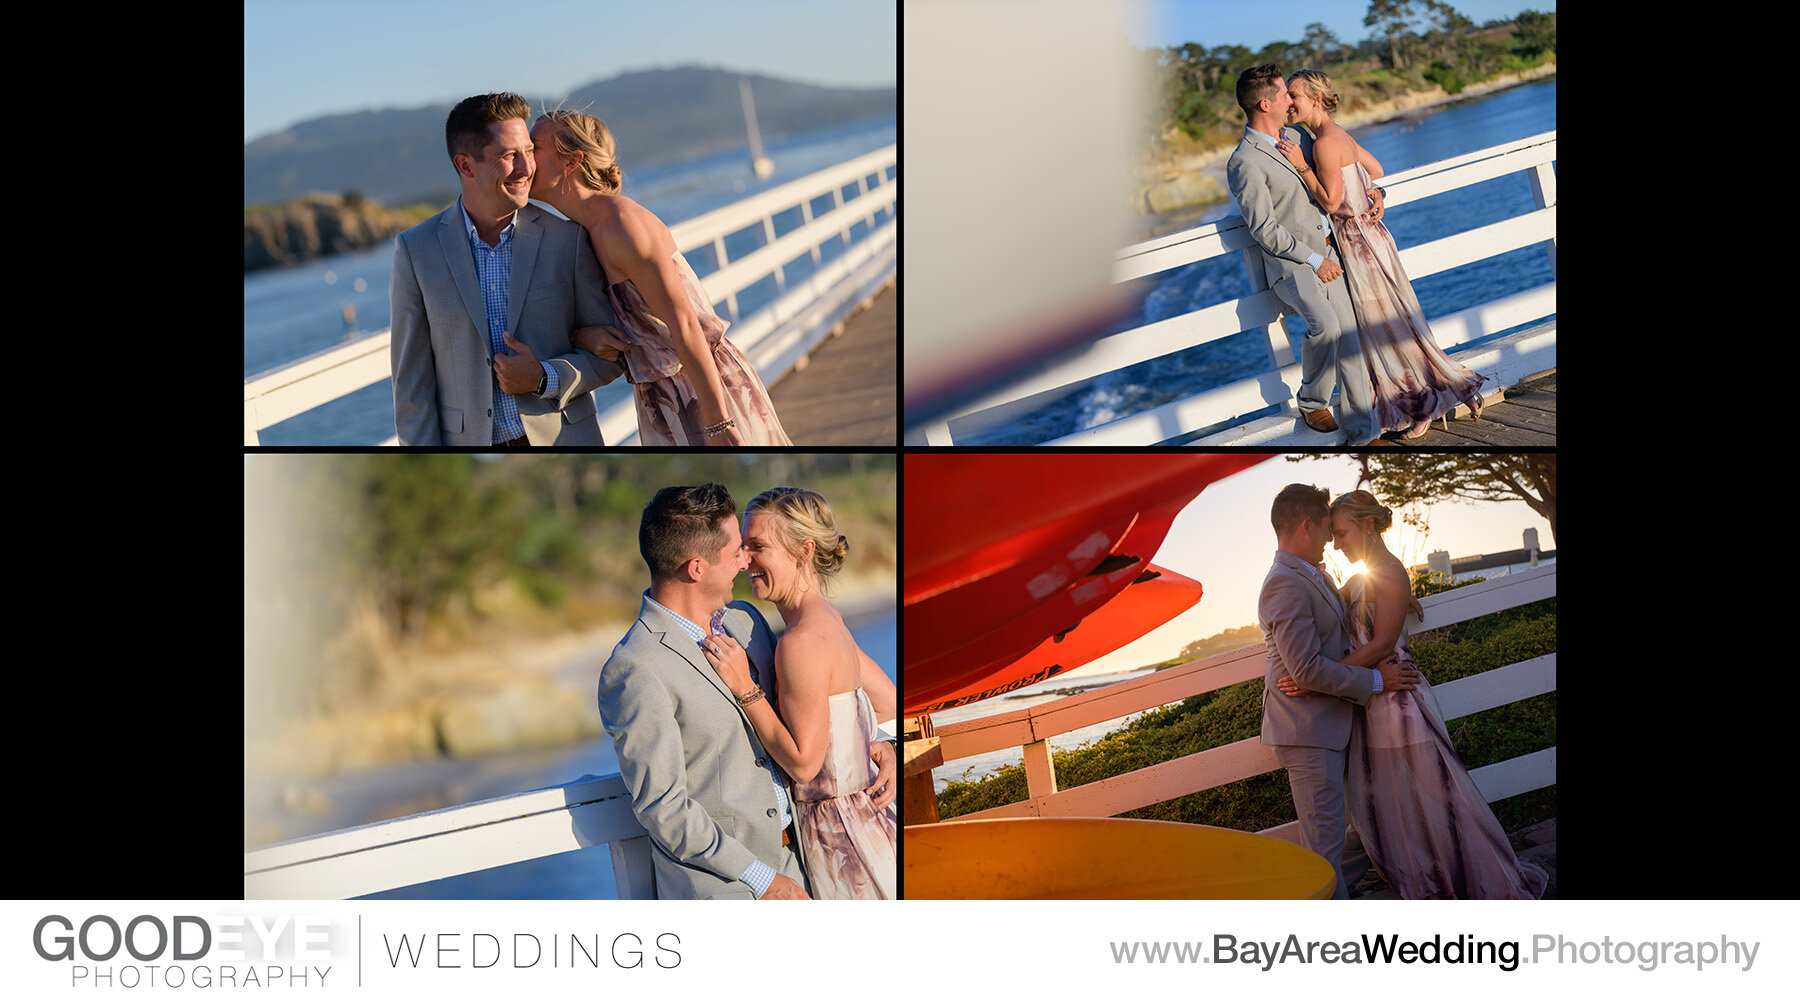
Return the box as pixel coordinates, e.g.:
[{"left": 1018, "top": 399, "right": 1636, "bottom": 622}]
[{"left": 768, "top": 283, "right": 897, "bottom": 445}]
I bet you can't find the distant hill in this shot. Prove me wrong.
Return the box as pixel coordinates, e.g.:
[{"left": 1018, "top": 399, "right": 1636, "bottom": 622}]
[{"left": 244, "top": 66, "right": 895, "bottom": 207}]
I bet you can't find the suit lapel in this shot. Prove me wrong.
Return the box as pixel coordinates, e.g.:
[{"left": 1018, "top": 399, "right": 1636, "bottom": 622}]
[
  {"left": 638, "top": 595, "right": 771, "bottom": 708},
  {"left": 1278, "top": 551, "right": 1347, "bottom": 630},
  {"left": 1253, "top": 128, "right": 1306, "bottom": 184},
  {"left": 506, "top": 206, "right": 544, "bottom": 336},
  {"left": 438, "top": 201, "right": 491, "bottom": 344}
]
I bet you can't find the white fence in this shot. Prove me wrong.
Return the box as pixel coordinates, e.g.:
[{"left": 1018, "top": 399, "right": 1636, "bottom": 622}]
[
  {"left": 917, "top": 563, "right": 1556, "bottom": 849},
  {"left": 244, "top": 144, "right": 898, "bottom": 446},
  {"left": 907, "top": 131, "right": 1556, "bottom": 446},
  {"left": 243, "top": 774, "right": 658, "bottom": 900}
]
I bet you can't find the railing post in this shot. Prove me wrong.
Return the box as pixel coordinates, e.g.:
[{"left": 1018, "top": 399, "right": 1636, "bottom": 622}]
[
  {"left": 902, "top": 714, "right": 943, "bottom": 825},
  {"left": 801, "top": 197, "right": 821, "bottom": 267},
  {"left": 712, "top": 234, "right": 738, "bottom": 321},
  {"left": 608, "top": 835, "right": 658, "bottom": 900},
  {"left": 1022, "top": 738, "right": 1058, "bottom": 800},
  {"left": 1240, "top": 246, "right": 1295, "bottom": 369},
  {"left": 761, "top": 215, "right": 785, "bottom": 294},
  {"left": 1528, "top": 160, "right": 1557, "bottom": 277}
]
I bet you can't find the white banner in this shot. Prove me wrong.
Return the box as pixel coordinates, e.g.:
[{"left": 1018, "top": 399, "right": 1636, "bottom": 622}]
[{"left": 5, "top": 900, "right": 1795, "bottom": 998}]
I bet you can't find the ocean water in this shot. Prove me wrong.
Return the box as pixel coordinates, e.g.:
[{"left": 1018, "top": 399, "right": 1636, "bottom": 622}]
[
  {"left": 929, "top": 666, "right": 1160, "bottom": 795},
  {"left": 964, "top": 78, "right": 1557, "bottom": 445},
  {"left": 244, "top": 114, "right": 896, "bottom": 445}
]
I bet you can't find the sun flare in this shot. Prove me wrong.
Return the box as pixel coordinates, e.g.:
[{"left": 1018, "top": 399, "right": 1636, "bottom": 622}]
[{"left": 1324, "top": 548, "right": 1365, "bottom": 586}]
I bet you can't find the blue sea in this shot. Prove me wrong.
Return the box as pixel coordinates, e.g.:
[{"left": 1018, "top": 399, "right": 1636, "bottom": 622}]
[
  {"left": 928, "top": 666, "right": 1162, "bottom": 796},
  {"left": 244, "top": 114, "right": 896, "bottom": 446},
  {"left": 963, "top": 78, "right": 1557, "bottom": 444}
]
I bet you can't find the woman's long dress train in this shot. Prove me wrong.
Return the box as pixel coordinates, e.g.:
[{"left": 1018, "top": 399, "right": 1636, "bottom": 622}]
[
  {"left": 1332, "top": 163, "right": 1488, "bottom": 433},
  {"left": 1344, "top": 577, "right": 1548, "bottom": 898}
]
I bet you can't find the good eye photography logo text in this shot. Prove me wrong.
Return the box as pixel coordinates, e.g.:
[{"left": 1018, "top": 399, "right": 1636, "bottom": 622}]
[{"left": 33, "top": 913, "right": 336, "bottom": 990}]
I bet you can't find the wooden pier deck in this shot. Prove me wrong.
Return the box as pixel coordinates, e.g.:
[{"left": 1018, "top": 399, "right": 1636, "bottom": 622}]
[
  {"left": 1383, "top": 371, "right": 1556, "bottom": 447},
  {"left": 768, "top": 279, "right": 896, "bottom": 446}
]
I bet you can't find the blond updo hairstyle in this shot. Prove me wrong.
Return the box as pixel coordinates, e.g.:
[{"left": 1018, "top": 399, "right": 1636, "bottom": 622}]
[
  {"left": 1288, "top": 69, "right": 1341, "bottom": 115},
  {"left": 746, "top": 486, "right": 850, "bottom": 595},
  {"left": 1329, "top": 489, "right": 1393, "bottom": 535},
  {"left": 534, "top": 106, "right": 624, "bottom": 193}
]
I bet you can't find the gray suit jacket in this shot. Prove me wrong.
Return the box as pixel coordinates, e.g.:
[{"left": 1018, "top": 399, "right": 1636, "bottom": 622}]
[
  {"left": 389, "top": 199, "right": 624, "bottom": 445},
  {"left": 1226, "top": 126, "right": 1332, "bottom": 290},
  {"left": 596, "top": 595, "right": 807, "bottom": 899},
  {"left": 1258, "top": 550, "right": 1376, "bottom": 750}
]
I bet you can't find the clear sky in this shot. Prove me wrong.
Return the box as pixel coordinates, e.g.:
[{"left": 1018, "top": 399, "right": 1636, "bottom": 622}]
[
  {"left": 1055, "top": 453, "right": 1555, "bottom": 682},
  {"left": 243, "top": 0, "right": 897, "bottom": 142},
  {"left": 1126, "top": 0, "right": 1554, "bottom": 55}
]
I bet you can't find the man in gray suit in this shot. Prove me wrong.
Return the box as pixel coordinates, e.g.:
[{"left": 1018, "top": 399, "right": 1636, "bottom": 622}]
[
  {"left": 1226, "top": 67, "right": 1378, "bottom": 445},
  {"left": 390, "top": 92, "right": 623, "bottom": 446},
  {"left": 1258, "top": 484, "right": 1418, "bottom": 898},
  {"left": 597, "top": 483, "right": 895, "bottom": 899}
]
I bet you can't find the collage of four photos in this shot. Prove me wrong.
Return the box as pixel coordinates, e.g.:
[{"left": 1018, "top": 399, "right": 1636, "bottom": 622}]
[{"left": 241, "top": 0, "right": 1572, "bottom": 929}]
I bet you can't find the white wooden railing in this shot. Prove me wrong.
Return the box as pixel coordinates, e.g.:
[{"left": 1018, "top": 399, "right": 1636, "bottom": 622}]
[
  {"left": 915, "top": 563, "right": 1556, "bottom": 849},
  {"left": 243, "top": 773, "right": 659, "bottom": 900},
  {"left": 243, "top": 144, "right": 898, "bottom": 445},
  {"left": 907, "top": 131, "right": 1556, "bottom": 446}
]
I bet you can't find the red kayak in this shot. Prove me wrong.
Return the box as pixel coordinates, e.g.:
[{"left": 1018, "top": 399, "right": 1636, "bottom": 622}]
[
  {"left": 904, "top": 454, "right": 1272, "bottom": 716},
  {"left": 911, "top": 564, "right": 1204, "bottom": 713}
]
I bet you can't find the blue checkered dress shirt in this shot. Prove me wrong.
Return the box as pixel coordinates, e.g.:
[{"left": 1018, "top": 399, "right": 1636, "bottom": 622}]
[{"left": 461, "top": 203, "right": 558, "bottom": 444}]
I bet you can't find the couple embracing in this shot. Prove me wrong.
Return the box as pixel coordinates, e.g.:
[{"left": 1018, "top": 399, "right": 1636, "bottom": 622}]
[
  {"left": 1259, "top": 484, "right": 1547, "bottom": 899},
  {"left": 1228, "top": 66, "right": 1487, "bottom": 444},
  {"left": 597, "top": 483, "right": 897, "bottom": 900},
  {"left": 391, "top": 92, "right": 789, "bottom": 447}
]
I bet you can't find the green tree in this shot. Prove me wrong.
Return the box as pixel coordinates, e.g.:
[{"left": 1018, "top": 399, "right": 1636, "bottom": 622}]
[
  {"left": 1365, "top": 0, "right": 1430, "bottom": 70},
  {"left": 1421, "top": 1, "right": 1472, "bottom": 64},
  {"left": 337, "top": 454, "right": 530, "bottom": 637},
  {"left": 1177, "top": 625, "right": 1265, "bottom": 661},
  {"left": 1302, "top": 22, "right": 1342, "bottom": 68},
  {"left": 1513, "top": 10, "right": 1556, "bottom": 56},
  {"left": 1293, "top": 452, "right": 1556, "bottom": 542}
]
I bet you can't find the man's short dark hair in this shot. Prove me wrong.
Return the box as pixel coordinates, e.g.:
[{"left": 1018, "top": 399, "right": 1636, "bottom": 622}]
[
  {"left": 1271, "top": 483, "right": 1330, "bottom": 535},
  {"left": 1236, "top": 64, "right": 1284, "bottom": 118},
  {"left": 640, "top": 483, "right": 737, "bottom": 581},
  {"left": 445, "top": 92, "right": 532, "bottom": 164}
]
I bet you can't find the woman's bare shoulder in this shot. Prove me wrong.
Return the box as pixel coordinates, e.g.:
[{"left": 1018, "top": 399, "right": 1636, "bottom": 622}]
[
  {"left": 775, "top": 613, "right": 857, "bottom": 685},
  {"left": 1366, "top": 553, "right": 1412, "bottom": 598},
  {"left": 1311, "top": 127, "right": 1355, "bottom": 158},
  {"left": 590, "top": 195, "right": 673, "bottom": 263}
]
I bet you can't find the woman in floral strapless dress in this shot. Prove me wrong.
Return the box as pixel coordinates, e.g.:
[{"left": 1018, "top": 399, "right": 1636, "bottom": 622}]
[
  {"left": 1279, "top": 491, "right": 1547, "bottom": 899},
  {"left": 1278, "top": 70, "right": 1488, "bottom": 440},
  {"left": 528, "top": 108, "right": 790, "bottom": 446},
  {"left": 702, "top": 487, "right": 897, "bottom": 899}
]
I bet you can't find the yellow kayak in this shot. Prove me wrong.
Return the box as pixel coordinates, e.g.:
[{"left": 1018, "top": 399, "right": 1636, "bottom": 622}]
[{"left": 904, "top": 816, "right": 1335, "bottom": 899}]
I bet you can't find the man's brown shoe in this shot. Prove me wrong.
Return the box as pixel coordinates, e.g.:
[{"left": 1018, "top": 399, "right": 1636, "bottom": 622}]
[{"left": 1302, "top": 409, "right": 1338, "bottom": 433}]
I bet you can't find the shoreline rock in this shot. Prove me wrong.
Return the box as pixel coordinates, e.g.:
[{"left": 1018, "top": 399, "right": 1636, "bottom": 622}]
[{"left": 245, "top": 192, "right": 433, "bottom": 273}]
